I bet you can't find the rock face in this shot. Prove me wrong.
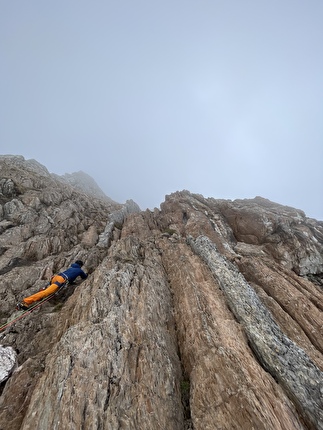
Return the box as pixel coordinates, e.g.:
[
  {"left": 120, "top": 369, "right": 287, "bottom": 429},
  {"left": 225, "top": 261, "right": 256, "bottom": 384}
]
[
  {"left": 0, "top": 346, "right": 17, "bottom": 383},
  {"left": 59, "top": 171, "right": 116, "bottom": 203},
  {"left": 0, "top": 158, "right": 322, "bottom": 430}
]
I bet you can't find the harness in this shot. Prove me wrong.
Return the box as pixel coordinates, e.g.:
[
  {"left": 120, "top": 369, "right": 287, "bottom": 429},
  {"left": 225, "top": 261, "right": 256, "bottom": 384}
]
[
  {"left": 59, "top": 273, "right": 69, "bottom": 282},
  {"left": 48, "top": 273, "right": 69, "bottom": 288}
]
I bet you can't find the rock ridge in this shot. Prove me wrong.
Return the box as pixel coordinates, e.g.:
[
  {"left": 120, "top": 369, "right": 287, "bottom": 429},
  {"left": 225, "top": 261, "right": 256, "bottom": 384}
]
[
  {"left": 0, "top": 160, "right": 322, "bottom": 430},
  {"left": 188, "top": 234, "right": 323, "bottom": 429}
]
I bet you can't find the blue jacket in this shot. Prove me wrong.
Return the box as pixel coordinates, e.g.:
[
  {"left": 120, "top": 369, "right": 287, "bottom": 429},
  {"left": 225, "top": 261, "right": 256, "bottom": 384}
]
[{"left": 60, "top": 263, "right": 88, "bottom": 283}]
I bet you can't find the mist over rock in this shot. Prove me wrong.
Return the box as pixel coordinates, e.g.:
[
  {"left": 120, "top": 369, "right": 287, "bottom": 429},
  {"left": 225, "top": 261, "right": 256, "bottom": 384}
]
[
  {"left": 58, "top": 170, "right": 116, "bottom": 203},
  {"left": 0, "top": 155, "right": 51, "bottom": 177},
  {"left": 0, "top": 158, "right": 322, "bottom": 430}
]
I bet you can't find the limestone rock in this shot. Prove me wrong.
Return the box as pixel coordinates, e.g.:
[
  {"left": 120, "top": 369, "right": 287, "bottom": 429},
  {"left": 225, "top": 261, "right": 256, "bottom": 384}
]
[
  {"left": 188, "top": 235, "right": 323, "bottom": 429},
  {"left": 97, "top": 199, "right": 141, "bottom": 248},
  {"left": 0, "top": 161, "right": 322, "bottom": 430},
  {"left": 0, "top": 155, "right": 51, "bottom": 177},
  {"left": 58, "top": 170, "right": 115, "bottom": 203},
  {"left": 0, "top": 345, "right": 17, "bottom": 383}
]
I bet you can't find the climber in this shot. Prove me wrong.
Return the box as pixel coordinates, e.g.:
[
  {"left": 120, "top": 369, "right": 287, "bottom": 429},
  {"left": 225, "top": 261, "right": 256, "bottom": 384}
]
[{"left": 17, "top": 260, "right": 88, "bottom": 310}]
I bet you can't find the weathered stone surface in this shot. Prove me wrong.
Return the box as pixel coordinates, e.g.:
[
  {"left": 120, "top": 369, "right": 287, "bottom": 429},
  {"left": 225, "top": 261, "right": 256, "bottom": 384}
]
[
  {"left": 58, "top": 170, "right": 115, "bottom": 203},
  {"left": 97, "top": 199, "right": 141, "bottom": 248},
  {"left": 19, "top": 235, "right": 183, "bottom": 430},
  {"left": 0, "top": 345, "right": 17, "bottom": 383},
  {"left": 0, "top": 162, "right": 322, "bottom": 430},
  {"left": 188, "top": 235, "right": 323, "bottom": 429},
  {"left": 217, "top": 196, "right": 323, "bottom": 275}
]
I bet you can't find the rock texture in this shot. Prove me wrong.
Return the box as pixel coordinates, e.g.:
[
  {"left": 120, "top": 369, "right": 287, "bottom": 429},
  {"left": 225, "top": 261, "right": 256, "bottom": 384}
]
[
  {"left": 0, "top": 346, "right": 17, "bottom": 383},
  {"left": 0, "top": 158, "right": 322, "bottom": 430},
  {"left": 58, "top": 171, "right": 116, "bottom": 203}
]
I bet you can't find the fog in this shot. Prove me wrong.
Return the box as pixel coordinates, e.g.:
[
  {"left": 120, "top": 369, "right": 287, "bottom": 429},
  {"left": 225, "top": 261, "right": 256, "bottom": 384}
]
[{"left": 1, "top": 1, "right": 322, "bottom": 219}]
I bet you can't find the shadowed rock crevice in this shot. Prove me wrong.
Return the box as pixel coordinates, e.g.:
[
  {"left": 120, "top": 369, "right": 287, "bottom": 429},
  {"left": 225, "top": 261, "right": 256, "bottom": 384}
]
[{"left": 0, "top": 257, "right": 33, "bottom": 275}]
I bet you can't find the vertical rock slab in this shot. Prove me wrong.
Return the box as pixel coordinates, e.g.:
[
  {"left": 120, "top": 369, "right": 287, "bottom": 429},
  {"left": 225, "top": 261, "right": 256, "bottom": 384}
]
[
  {"left": 160, "top": 238, "right": 307, "bottom": 430},
  {"left": 188, "top": 235, "right": 323, "bottom": 430},
  {"left": 19, "top": 234, "right": 184, "bottom": 430}
]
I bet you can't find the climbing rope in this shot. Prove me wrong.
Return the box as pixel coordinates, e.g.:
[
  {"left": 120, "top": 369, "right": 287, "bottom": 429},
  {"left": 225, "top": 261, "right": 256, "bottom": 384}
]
[{"left": 0, "top": 282, "right": 69, "bottom": 333}]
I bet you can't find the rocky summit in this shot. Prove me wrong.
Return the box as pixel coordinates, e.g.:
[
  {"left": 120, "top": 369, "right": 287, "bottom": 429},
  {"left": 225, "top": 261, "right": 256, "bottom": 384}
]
[{"left": 0, "top": 155, "right": 322, "bottom": 430}]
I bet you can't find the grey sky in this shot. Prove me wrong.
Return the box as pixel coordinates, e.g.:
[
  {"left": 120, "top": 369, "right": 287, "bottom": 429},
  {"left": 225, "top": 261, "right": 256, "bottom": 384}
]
[{"left": 1, "top": 1, "right": 322, "bottom": 219}]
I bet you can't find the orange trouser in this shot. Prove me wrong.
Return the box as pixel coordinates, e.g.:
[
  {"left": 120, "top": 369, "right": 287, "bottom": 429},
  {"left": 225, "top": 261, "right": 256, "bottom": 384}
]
[{"left": 23, "top": 275, "right": 66, "bottom": 305}]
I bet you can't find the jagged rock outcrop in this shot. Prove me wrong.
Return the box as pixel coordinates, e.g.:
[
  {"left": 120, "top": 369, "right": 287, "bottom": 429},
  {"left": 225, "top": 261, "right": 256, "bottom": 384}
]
[
  {"left": 58, "top": 171, "right": 116, "bottom": 203},
  {"left": 97, "top": 199, "right": 141, "bottom": 248},
  {"left": 0, "top": 346, "right": 17, "bottom": 383},
  {"left": 0, "top": 159, "right": 322, "bottom": 430}
]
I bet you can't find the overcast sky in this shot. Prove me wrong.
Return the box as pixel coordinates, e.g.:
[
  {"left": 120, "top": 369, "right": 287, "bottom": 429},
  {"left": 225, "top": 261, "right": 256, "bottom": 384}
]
[{"left": 1, "top": 1, "right": 322, "bottom": 219}]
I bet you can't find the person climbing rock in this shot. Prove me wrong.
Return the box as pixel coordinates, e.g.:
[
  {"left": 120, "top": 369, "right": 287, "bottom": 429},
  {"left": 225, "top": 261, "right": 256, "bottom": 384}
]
[{"left": 17, "top": 260, "right": 88, "bottom": 310}]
